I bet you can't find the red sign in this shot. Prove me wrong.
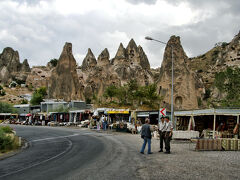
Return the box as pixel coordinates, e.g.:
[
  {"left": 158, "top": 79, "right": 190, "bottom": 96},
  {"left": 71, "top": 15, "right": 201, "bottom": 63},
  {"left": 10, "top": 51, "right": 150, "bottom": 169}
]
[{"left": 160, "top": 108, "right": 166, "bottom": 116}]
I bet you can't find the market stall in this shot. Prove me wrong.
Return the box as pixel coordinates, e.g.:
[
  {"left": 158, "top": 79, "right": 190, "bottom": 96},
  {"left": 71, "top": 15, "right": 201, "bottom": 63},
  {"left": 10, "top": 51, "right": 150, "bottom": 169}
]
[
  {"left": 106, "top": 109, "right": 130, "bottom": 132},
  {"left": 174, "top": 109, "right": 240, "bottom": 139},
  {"left": 69, "top": 110, "right": 92, "bottom": 124}
]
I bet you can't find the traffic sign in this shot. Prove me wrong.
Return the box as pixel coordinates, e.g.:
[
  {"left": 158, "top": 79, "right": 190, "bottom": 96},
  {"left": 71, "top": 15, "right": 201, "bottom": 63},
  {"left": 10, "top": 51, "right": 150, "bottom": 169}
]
[{"left": 160, "top": 108, "right": 166, "bottom": 116}]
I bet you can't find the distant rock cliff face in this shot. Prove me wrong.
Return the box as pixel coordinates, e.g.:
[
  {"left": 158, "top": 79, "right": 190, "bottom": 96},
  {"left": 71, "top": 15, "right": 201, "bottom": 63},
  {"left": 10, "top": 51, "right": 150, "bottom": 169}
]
[
  {"left": 79, "top": 39, "right": 154, "bottom": 99},
  {"left": 26, "top": 66, "right": 51, "bottom": 88},
  {"left": 0, "top": 47, "right": 30, "bottom": 84},
  {"left": 48, "top": 43, "right": 83, "bottom": 101},
  {"left": 187, "top": 31, "right": 240, "bottom": 106},
  {"left": 157, "top": 36, "right": 204, "bottom": 110}
]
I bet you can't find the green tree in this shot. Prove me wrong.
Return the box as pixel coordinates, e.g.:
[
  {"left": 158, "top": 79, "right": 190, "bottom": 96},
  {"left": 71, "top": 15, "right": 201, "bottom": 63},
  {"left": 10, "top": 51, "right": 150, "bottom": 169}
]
[
  {"left": 144, "top": 84, "right": 161, "bottom": 108},
  {"left": 0, "top": 102, "right": 17, "bottom": 113},
  {"left": 115, "top": 85, "right": 128, "bottom": 105},
  {"left": 127, "top": 80, "right": 139, "bottom": 105},
  {"left": 30, "top": 86, "right": 47, "bottom": 105},
  {"left": 49, "top": 58, "right": 58, "bottom": 67},
  {"left": 104, "top": 85, "right": 118, "bottom": 101}
]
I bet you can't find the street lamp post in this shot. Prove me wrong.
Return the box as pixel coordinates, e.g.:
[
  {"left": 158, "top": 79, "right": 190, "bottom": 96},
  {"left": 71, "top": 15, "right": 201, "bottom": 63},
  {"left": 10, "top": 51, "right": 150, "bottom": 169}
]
[{"left": 145, "top": 36, "right": 175, "bottom": 130}]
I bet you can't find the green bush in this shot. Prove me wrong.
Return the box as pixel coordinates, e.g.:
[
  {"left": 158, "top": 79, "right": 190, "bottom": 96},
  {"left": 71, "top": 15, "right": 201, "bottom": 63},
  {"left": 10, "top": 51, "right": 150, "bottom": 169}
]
[
  {"left": 0, "top": 126, "right": 13, "bottom": 133},
  {"left": 21, "top": 99, "right": 28, "bottom": 104},
  {"left": 0, "top": 89, "right": 6, "bottom": 96},
  {"left": 0, "top": 129, "right": 13, "bottom": 152},
  {"left": 0, "top": 102, "right": 17, "bottom": 113}
]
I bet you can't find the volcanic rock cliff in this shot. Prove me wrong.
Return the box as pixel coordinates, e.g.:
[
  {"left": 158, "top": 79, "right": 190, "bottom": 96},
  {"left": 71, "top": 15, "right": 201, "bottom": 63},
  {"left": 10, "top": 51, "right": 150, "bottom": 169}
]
[
  {"left": 48, "top": 43, "right": 83, "bottom": 101},
  {"left": 78, "top": 39, "right": 154, "bottom": 100},
  {"left": 0, "top": 47, "right": 30, "bottom": 84},
  {"left": 187, "top": 31, "right": 240, "bottom": 106},
  {"left": 157, "top": 36, "right": 204, "bottom": 110}
]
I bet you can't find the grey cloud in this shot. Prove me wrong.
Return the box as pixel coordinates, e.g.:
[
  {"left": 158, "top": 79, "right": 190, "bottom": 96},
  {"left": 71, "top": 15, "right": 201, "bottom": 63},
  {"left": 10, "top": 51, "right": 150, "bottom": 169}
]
[
  {"left": 166, "top": 0, "right": 240, "bottom": 16},
  {"left": 126, "top": 0, "right": 157, "bottom": 5},
  {"left": 0, "top": 0, "right": 239, "bottom": 69}
]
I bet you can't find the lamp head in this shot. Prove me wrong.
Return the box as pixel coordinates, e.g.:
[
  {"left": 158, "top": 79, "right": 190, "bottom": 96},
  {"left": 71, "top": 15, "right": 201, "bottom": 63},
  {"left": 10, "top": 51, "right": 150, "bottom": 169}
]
[{"left": 145, "top": 36, "right": 153, "bottom": 41}]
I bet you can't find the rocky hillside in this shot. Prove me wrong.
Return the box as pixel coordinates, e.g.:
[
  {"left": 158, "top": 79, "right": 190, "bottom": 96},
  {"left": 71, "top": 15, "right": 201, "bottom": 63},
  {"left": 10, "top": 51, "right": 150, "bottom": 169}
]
[
  {"left": 1, "top": 31, "right": 240, "bottom": 110},
  {"left": 187, "top": 31, "right": 240, "bottom": 107}
]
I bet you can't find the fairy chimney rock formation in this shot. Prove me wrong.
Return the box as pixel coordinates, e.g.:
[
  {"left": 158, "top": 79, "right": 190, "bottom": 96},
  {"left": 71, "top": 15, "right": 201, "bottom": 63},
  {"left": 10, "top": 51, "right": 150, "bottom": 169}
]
[
  {"left": 0, "top": 47, "right": 30, "bottom": 84},
  {"left": 115, "top": 43, "right": 126, "bottom": 59},
  {"left": 112, "top": 43, "right": 128, "bottom": 66},
  {"left": 81, "top": 48, "right": 97, "bottom": 71},
  {"left": 125, "top": 39, "right": 150, "bottom": 69},
  {"left": 21, "top": 59, "right": 31, "bottom": 72},
  {"left": 126, "top": 39, "right": 139, "bottom": 64},
  {"left": 97, "top": 48, "right": 110, "bottom": 66},
  {"left": 48, "top": 42, "right": 83, "bottom": 101},
  {"left": 158, "top": 35, "right": 203, "bottom": 110},
  {"left": 138, "top": 45, "right": 150, "bottom": 70}
]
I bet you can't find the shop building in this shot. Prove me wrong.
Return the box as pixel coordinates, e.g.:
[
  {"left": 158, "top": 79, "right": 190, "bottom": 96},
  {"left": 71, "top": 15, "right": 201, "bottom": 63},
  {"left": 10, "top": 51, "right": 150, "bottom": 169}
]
[{"left": 136, "top": 110, "right": 171, "bottom": 125}]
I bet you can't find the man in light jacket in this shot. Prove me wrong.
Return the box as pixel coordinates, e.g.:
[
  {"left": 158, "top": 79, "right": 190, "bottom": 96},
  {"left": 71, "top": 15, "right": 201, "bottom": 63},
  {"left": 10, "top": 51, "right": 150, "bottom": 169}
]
[
  {"left": 140, "top": 118, "right": 153, "bottom": 154},
  {"left": 164, "top": 116, "right": 173, "bottom": 154},
  {"left": 158, "top": 116, "right": 166, "bottom": 152}
]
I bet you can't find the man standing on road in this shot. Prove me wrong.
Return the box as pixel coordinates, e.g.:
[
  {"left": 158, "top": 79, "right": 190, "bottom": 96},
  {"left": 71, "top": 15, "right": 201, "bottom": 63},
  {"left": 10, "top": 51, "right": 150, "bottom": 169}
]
[
  {"left": 164, "top": 116, "right": 173, "bottom": 154},
  {"left": 140, "top": 118, "right": 153, "bottom": 154},
  {"left": 158, "top": 116, "right": 166, "bottom": 152}
]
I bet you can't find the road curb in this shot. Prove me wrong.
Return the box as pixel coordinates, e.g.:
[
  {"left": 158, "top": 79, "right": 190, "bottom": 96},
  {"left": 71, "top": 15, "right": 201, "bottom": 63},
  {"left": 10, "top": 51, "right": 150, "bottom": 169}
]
[{"left": 0, "top": 138, "right": 29, "bottom": 161}]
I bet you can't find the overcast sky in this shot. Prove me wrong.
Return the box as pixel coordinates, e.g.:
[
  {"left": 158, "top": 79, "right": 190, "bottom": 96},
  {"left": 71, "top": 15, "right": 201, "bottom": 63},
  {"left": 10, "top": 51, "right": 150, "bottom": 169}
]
[{"left": 0, "top": 0, "right": 239, "bottom": 68}]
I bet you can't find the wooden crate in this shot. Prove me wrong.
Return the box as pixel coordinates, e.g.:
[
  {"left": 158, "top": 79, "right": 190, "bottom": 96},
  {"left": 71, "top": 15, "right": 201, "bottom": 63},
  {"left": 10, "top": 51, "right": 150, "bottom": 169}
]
[
  {"left": 222, "top": 138, "right": 231, "bottom": 150},
  {"left": 196, "top": 139, "right": 205, "bottom": 150},
  {"left": 207, "top": 139, "right": 213, "bottom": 150},
  {"left": 230, "top": 139, "right": 238, "bottom": 151},
  {"left": 238, "top": 140, "right": 240, "bottom": 150},
  {"left": 213, "top": 139, "right": 222, "bottom": 150}
]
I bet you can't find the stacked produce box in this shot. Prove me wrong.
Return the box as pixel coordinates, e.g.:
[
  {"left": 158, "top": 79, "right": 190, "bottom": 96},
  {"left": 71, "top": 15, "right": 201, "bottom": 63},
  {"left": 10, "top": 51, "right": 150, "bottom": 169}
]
[{"left": 196, "top": 138, "right": 239, "bottom": 151}]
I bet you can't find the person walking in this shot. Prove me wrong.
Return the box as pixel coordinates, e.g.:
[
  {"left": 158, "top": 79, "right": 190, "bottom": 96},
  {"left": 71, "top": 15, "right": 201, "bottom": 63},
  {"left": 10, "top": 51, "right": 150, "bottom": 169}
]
[
  {"left": 140, "top": 118, "right": 153, "bottom": 154},
  {"left": 103, "top": 116, "right": 107, "bottom": 131},
  {"left": 158, "top": 116, "right": 166, "bottom": 152},
  {"left": 164, "top": 116, "right": 173, "bottom": 154},
  {"left": 97, "top": 116, "right": 100, "bottom": 131}
]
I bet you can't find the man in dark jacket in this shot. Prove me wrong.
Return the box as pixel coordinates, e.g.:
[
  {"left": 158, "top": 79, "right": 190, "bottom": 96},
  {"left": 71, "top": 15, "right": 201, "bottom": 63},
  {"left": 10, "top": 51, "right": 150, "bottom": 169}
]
[{"left": 140, "top": 118, "right": 152, "bottom": 154}]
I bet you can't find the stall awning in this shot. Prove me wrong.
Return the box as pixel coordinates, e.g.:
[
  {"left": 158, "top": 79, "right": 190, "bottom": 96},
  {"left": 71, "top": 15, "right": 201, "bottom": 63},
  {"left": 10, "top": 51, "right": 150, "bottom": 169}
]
[
  {"left": 107, "top": 111, "right": 129, "bottom": 114},
  {"left": 0, "top": 113, "right": 11, "bottom": 116},
  {"left": 137, "top": 112, "right": 149, "bottom": 117},
  {"left": 174, "top": 108, "right": 240, "bottom": 116}
]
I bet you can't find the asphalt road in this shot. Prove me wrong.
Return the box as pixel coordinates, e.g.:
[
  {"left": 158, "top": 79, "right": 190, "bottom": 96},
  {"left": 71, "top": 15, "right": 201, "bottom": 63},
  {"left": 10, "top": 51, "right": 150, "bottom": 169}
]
[{"left": 0, "top": 125, "right": 145, "bottom": 180}]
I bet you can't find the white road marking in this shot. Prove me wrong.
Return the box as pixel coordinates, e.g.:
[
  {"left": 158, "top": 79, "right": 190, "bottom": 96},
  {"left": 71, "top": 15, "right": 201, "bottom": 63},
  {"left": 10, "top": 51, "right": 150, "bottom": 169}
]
[{"left": 31, "top": 133, "right": 80, "bottom": 142}]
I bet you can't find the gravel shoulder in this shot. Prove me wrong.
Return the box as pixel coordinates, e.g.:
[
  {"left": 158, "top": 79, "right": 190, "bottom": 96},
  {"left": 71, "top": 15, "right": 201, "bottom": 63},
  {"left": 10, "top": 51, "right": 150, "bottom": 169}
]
[{"left": 98, "top": 130, "right": 240, "bottom": 180}]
